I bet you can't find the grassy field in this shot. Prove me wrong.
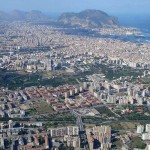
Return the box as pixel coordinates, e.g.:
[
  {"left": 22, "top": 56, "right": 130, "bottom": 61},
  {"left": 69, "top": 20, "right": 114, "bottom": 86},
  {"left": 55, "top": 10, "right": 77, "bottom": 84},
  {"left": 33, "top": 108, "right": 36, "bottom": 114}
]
[
  {"left": 29, "top": 101, "right": 54, "bottom": 115},
  {"left": 29, "top": 102, "right": 76, "bottom": 127},
  {"left": 110, "top": 120, "right": 150, "bottom": 130},
  {"left": 112, "top": 139, "right": 123, "bottom": 149},
  {"left": 82, "top": 116, "right": 106, "bottom": 125},
  {"left": 0, "top": 69, "right": 79, "bottom": 90},
  {"left": 138, "top": 78, "right": 150, "bottom": 84},
  {"left": 82, "top": 106, "right": 117, "bottom": 125},
  {"left": 95, "top": 106, "right": 116, "bottom": 117},
  {"left": 110, "top": 122, "right": 140, "bottom": 130},
  {"left": 112, "top": 133, "right": 146, "bottom": 149},
  {"left": 45, "top": 112, "right": 76, "bottom": 122},
  {"left": 128, "top": 137, "right": 146, "bottom": 149},
  {"left": 0, "top": 69, "right": 42, "bottom": 90},
  {"left": 44, "top": 112, "right": 76, "bottom": 128}
]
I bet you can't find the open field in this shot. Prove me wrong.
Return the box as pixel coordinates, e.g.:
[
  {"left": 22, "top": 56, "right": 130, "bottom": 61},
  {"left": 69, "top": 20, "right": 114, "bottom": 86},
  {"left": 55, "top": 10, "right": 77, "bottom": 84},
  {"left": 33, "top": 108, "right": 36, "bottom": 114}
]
[
  {"left": 29, "top": 101, "right": 54, "bottom": 115},
  {"left": 138, "top": 77, "right": 150, "bottom": 84},
  {"left": 128, "top": 136, "right": 146, "bottom": 149},
  {"left": 44, "top": 112, "right": 76, "bottom": 128},
  {"left": 109, "top": 121, "right": 150, "bottom": 130},
  {"left": 110, "top": 122, "right": 139, "bottom": 130}
]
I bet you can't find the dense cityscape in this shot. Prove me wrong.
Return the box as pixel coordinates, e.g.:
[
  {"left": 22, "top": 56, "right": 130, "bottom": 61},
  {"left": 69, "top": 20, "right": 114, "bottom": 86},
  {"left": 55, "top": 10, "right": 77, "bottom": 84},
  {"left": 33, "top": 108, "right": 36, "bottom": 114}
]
[{"left": 0, "top": 1, "right": 150, "bottom": 150}]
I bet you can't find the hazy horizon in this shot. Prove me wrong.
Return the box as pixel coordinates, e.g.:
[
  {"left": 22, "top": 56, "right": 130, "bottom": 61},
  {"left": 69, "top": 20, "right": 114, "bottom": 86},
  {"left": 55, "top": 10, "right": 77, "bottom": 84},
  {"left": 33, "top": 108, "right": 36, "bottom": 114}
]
[
  {"left": 0, "top": 0, "right": 150, "bottom": 15},
  {"left": 1, "top": 0, "right": 150, "bottom": 31}
]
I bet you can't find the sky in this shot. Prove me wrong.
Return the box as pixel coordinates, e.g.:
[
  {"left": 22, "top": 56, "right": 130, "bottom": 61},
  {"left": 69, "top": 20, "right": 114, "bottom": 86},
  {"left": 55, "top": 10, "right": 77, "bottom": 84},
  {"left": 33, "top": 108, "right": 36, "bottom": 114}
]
[{"left": 0, "top": 0, "right": 150, "bottom": 15}]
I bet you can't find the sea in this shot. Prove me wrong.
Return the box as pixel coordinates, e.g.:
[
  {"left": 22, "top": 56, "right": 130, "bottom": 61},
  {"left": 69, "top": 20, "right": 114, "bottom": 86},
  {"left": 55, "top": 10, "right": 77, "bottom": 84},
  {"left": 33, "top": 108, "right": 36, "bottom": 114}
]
[
  {"left": 117, "top": 14, "right": 150, "bottom": 32},
  {"left": 47, "top": 13, "right": 150, "bottom": 43},
  {"left": 116, "top": 14, "right": 150, "bottom": 43}
]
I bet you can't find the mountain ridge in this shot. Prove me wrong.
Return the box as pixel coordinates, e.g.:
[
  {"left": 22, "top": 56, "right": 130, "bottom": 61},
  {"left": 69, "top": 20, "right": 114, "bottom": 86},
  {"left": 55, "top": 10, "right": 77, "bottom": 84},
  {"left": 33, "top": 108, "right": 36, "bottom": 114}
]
[
  {"left": 0, "top": 9, "right": 119, "bottom": 28},
  {"left": 58, "top": 9, "right": 119, "bottom": 28},
  {"left": 0, "top": 10, "right": 50, "bottom": 22}
]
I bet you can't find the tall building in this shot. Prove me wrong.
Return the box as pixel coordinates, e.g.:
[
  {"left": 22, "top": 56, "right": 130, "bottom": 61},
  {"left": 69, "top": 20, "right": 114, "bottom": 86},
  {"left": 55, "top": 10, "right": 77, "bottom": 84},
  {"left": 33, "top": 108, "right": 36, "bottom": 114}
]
[
  {"left": 142, "top": 133, "right": 150, "bottom": 141},
  {"left": 64, "top": 135, "right": 80, "bottom": 148},
  {"left": 70, "top": 89, "right": 75, "bottom": 97},
  {"left": 137, "top": 125, "right": 144, "bottom": 134},
  {"left": 50, "top": 126, "right": 79, "bottom": 138},
  {"left": 45, "top": 135, "right": 49, "bottom": 149},
  {"left": 50, "top": 127, "right": 67, "bottom": 137},
  {"left": 83, "top": 82, "right": 88, "bottom": 89},
  {"left": 86, "top": 125, "right": 112, "bottom": 150},
  {"left": 8, "top": 120, "right": 13, "bottom": 129},
  {"left": 67, "top": 126, "right": 79, "bottom": 136},
  {"left": 34, "top": 136, "right": 39, "bottom": 146},
  {"left": 146, "top": 124, "right": 150, "bottom": 133},
  {"left": 0, "top": 137, "right": 4, "bottom": 149},
  {"left": 46, "top": 59, "right": 53, "bottom": 71}
]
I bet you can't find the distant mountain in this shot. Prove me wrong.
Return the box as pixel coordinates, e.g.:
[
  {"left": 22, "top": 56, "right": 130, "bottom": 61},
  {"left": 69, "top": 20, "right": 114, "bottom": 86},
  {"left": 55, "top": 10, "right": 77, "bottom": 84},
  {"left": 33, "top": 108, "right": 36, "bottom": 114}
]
[
  {"left": 0, "top": 11, "right": 11, "bottom": 21},
  {"left": 0, "top": 10, "right": 50, "bottom": 22},
  {"left": 10, "top": 10, "right": 26, "bottom": 20},
  {"left": 0, "top": 9, "right": 119, "bottom": 28},
  {"left": 58, "top": 9, "right": 119, "bottom": 28}
]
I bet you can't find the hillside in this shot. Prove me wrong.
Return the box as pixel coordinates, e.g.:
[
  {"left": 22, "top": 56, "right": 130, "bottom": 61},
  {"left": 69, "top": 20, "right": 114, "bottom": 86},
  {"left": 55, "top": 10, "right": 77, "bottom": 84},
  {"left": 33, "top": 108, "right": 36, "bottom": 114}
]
[
  {"left": 58, "top": 9, "right": 119, "bottom": 28},
  {"left": 0, "top": 10, "right": 50, "bottom": 22}
]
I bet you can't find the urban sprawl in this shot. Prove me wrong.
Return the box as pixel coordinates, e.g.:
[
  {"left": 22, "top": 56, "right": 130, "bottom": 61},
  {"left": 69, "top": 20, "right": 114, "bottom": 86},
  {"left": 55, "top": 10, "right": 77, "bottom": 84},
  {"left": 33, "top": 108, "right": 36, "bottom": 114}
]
[{"left": 0, "top": 22, "right": 150, "bottom": 150}]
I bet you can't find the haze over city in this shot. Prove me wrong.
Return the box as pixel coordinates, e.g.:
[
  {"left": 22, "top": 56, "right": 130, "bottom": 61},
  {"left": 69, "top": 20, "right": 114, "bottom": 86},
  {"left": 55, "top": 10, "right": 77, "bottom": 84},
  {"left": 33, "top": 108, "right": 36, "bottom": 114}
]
[{"left": 0, "top": 0, "right": 150, "bottom": 14}]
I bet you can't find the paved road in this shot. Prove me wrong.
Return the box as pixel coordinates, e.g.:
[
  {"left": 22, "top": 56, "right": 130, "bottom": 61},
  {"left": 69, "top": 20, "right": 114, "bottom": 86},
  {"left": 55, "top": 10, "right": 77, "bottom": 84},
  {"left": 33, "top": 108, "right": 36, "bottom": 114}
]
[{"left": 71, "top": 109, "right": 84, "bottom": 131}]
